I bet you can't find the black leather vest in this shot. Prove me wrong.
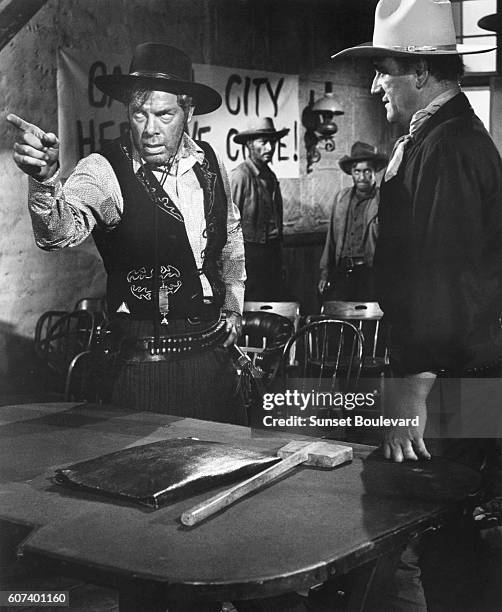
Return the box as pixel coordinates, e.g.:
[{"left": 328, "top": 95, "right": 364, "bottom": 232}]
[{"left": 93, "top": 136, "right": 228, "bottom": 321}]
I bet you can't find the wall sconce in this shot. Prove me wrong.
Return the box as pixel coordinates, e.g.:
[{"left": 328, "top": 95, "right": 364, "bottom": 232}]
[{"left": 302, "top": 82, "right": 344, "bottom": 173}]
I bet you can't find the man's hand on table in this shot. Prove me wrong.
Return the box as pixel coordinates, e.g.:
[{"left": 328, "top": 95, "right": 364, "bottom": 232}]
[
  {"left": 383, "top": 372, "right": 437, "bottom": 462},
  {"left": 223, "top": 311, "right": 242, "bottom": 347}
]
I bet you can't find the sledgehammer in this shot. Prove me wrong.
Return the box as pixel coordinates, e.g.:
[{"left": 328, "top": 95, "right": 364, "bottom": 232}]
[{"left": 181, "top": 440, "right": 352, "bottom": 526}]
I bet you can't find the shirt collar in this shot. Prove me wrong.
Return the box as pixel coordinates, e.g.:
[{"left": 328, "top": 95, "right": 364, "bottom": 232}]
[{"left": 132, "top": 132, "right": 204, "bottom": 176}]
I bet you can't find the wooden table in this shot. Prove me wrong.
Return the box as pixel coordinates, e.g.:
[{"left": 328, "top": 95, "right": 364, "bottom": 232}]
[{"left": 0, "top": 403, "right": 481, "bottom": 610}]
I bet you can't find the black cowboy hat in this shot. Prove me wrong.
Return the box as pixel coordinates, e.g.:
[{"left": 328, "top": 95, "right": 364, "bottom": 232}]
[
  {"left": 233, "top": 117, "right": 289, "bottom": 145},
  {"left": 94, "top": 42, "right": 222, "bottom": 115},
  {"left": 478, "top": 13, "right": 502, "bottom": 33},
  {"left": 339, "top": 141, "right": 388, "bottom": 175}
]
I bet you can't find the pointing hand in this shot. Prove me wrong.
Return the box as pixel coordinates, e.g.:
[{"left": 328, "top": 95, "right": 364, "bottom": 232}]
[{"left": 7, "top": 113, "right": 59, "bottom": 180}]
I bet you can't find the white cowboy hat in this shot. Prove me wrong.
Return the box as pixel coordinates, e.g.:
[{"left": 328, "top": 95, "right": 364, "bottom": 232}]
[{"left": 331, "top": 0, "right": 496, "bottom": 60}]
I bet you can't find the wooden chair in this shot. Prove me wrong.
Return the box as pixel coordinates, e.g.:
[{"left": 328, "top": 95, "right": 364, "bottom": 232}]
[
  {"left": 74, "top": 296, "right": 106, "bottom": 312},
  {"left": 268, "top": 319, "right": 364, "bottom": 439},
  {"left": 74, "top": 296, "right": 108, "bottom": 338},
  {"left": 276, "top": 318, "right": 364, "bottom": 391},
  {"left": 237, "top": 312, "right": 294, "bottom": 425},
  {"left": 34, "top": 310, "right": 68, "bottom": 361},
  {"left": 36, "top": 310, "right": 96, "bottom": 401},
  {"left": 244, "top": 301, "right": 301, "bottom": 366},
  {"left": 239, "top": 311, "right": 293, "bottom": 372},
  {"left": 321, "top": 301, "right": 389, "bottom": 375},
  {"left": 244, "top": 301, "right": 300, "bottom": 331}
]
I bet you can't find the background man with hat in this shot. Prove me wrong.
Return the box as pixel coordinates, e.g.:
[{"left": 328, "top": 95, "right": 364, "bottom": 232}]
[
  {"left": 333, "top": 0, "right": 502, "bottom": 609},
  {"left": 7, "top": 42, "right": 247, "bottom": 426},
  {"left": 318, "top": 140, "right": 387, "bottom": 301},
  {"left": 231, "top": 117, "right": 288, "bottom": 301},
  {"left": 478, "top": 10, "right": 502, "bottom": 35}
]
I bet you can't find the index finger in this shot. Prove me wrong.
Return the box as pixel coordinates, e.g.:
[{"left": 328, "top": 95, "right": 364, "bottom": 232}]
[{"left": 6, "top": 113, "right": 34, "bottom": 133}]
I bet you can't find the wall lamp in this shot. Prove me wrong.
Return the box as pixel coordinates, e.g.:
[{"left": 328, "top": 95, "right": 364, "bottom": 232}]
[{"left": 302, "top": 82, "right": 344, "bottom": 173}]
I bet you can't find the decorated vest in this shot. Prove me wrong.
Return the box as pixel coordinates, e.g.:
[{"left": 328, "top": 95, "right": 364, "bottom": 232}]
[{"left": 93, "top": 136, "right": 228, "bottom": 321}]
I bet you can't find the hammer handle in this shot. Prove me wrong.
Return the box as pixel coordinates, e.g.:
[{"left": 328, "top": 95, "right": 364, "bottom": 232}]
[{"left": 181, "top": 443, "right": 316, "bottom": 526}]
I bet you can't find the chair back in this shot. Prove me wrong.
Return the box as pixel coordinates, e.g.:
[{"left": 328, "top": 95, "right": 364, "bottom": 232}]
[
  {"left": 244, "top": 301, "right": 300, "bottom": 328},
  {"left": 35, "top": 311, "right": 96, "bottom": 398},
  {"left": 276, "top": 318, "right": 364, "bottom": 390},
  {"left": 237, "top": 312, "right": 294, "bottom": 425},
  {"left": 244, "top": 302, "right": 301, "bottom": 367},
  {"left": 240, "top": 311, "right": 293, "bottom": 352},
  {"left": 74, "top": 296, "right": 108, "bottom": 337},
  {"left": 321, "top": 301, "right": 388, "bottom": 373},
  {"left": 321, "top": 301, "right": 383, "bottom": 320},
  {"left": 74, "top": 296, "right": 106, "bottom": 313},
  {"left": 34, "top": 310, "right": 69, "bottom": 362}
]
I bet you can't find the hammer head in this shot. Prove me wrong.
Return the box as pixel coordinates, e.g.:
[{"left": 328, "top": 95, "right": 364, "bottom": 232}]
[{"left": 277, "top": 440, "right": 353, "bottom": 468}]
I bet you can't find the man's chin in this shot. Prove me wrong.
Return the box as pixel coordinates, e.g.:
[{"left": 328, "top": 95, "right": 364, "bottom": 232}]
[
  {"left": 384, "top": 106, "right": 397, "bottom": 122},
  {"left": 142, "top": 152, "right": 170, "bottom": 167}
]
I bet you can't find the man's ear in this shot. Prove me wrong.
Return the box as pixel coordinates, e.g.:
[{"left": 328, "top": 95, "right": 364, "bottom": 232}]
[
  {"left": 415, "top": 60, "right": 429, "bottom": 89},
  {"left": 186, "top": 105, "right": 195, "bottom": 123}
]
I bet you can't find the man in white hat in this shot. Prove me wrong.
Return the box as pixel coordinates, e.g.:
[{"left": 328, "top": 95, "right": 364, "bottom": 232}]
[
  {"left": 318, "top": 141, "right": 388, "bottom": 301},
  {"left": 332, "top": 0, "right": 502, "bottom": 610},
  {"left": 7, "top": 43, "right": 247, "bottom": 428},
  {"left": 231, "top": 118, "right": 289, "bottom": 300},
  {"left": 333, "top": 0, "right": 502, "bottom": 462}
]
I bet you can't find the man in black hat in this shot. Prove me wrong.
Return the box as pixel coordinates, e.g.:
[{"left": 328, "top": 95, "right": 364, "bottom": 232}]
[
  {"left": 7, "top": 43, "right": 246, "bottom": 425},
  {"left": 231, "top": 117, "right": 289, "bottom": 301},
  {"left": 318, "top": 141, "right": 387, "bottom": 301}
]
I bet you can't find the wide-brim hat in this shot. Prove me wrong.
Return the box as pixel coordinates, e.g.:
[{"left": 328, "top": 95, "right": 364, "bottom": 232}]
[
  {"left": 339, "top": 141, "right": 388, "bottom": 175},
  {"left": 94, "top": 42, "right": 222, "bottom": 115},
  {"left": 332, "top": 0, "right": 495, "bottom": 61},
  {"left": 478, "top": 13, "right": 502, "bottom": 33},
  {"left": 233, "top": 117, "right": 289, "bottom": 145}
]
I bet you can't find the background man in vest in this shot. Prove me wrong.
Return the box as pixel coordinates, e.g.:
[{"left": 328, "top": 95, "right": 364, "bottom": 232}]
[
  {"left": 318, "top": 141, "right": 387, "bottom": 301},
  {"left": 231, "top": 118, "right": 288, "bottom": 301},
  {"left": 7, "top": 43, "right": 247, "bottom": 426}
]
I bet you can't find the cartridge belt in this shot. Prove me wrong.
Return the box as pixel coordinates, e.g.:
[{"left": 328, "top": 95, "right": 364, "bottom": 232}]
[{"left": 103, "top": 316, "right": 229, "bottom": 363}]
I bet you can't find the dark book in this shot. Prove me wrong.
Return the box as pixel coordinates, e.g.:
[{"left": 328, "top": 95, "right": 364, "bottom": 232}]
[{"left": 54, "top": 437, "right": 279, "bottom": 508}]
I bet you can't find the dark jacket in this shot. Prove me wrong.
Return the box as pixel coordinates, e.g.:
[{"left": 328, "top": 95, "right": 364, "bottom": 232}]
[
  {"left": 231, "top": 157, "right": 283, "bottom": 244},
  {"left": 375, "top": 93, "right": 502, "bottom": 373}
]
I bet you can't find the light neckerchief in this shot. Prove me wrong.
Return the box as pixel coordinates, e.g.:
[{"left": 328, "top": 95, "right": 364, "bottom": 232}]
[{"left": 384, "top": 88, "right": 460, "bottom": 182}]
